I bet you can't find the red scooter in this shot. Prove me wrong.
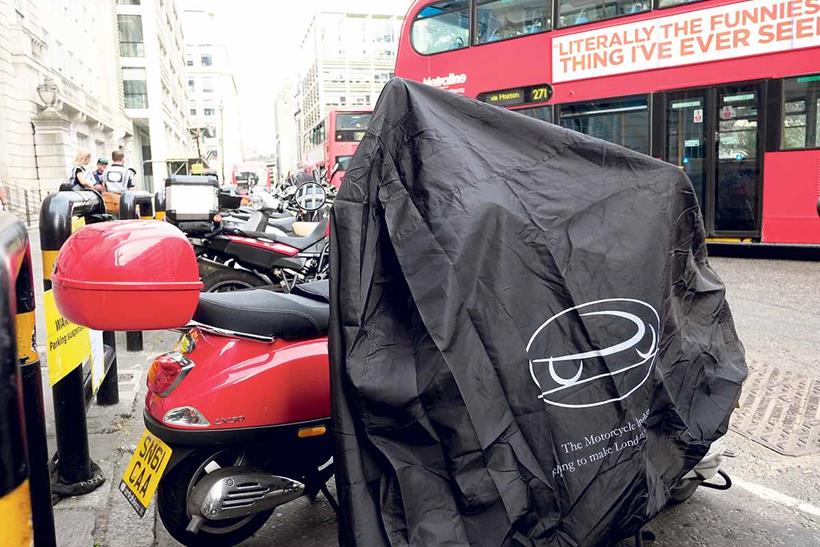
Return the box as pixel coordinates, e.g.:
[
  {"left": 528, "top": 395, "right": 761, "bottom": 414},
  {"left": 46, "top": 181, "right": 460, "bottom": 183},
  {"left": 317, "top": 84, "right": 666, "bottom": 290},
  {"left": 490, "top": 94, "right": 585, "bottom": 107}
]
[{"left": 143, "top": 280, "right": 334, "bottom": 545}]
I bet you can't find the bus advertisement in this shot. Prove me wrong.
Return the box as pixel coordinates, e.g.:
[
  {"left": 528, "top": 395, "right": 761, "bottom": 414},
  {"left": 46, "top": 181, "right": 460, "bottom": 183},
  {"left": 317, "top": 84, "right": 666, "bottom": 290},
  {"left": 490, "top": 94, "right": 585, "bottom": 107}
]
[
  {"left": 306, "top": 109, "right": 372, "bottom": 187},
  {"left": 395, "top": 0, "right": 820, "bottom": 246}
]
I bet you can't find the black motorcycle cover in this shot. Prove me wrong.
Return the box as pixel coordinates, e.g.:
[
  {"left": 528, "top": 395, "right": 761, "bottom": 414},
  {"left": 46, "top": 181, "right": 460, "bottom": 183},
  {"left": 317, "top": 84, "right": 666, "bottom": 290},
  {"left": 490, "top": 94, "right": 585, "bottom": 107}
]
[{"left": 329, "top": 78, "right": 747, "bottom": 546}]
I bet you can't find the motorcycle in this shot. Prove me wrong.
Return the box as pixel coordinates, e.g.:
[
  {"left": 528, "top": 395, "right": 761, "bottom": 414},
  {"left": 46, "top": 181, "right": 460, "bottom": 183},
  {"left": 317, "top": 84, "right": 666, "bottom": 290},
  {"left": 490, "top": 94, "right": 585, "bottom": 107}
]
[
  {"left": 52, "top": 219, "right": 735, "bottom": 547},
  {"left": 146, "top": 280, "right": 335, "bottom": 546},
  {"left": 193, "top": 180, "right": 333, "bottom": 292},
  {"left": 169, "top": 177, "right": 334, "bottom": 293}
]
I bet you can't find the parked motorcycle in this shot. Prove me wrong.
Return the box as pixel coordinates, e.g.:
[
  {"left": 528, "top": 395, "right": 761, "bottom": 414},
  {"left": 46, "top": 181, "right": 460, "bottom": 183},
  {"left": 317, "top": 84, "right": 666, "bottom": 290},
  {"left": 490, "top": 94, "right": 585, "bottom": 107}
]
[
  {"left": 165, "top": 175, "right": 334, "bottom": 293},
  {"left": 193, "top": 181, "right": 332, "bottom": 292}
]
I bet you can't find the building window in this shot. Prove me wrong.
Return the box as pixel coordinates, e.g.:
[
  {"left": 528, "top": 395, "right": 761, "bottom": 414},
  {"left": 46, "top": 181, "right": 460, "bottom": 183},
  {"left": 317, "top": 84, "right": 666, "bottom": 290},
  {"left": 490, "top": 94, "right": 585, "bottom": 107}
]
[
  {"left": 116, "top": 0, "right": 141, "bottom": 4},
  {"left": 188, "top": 78, "right": 195, "bottom": 91},
  {"left": 204, "top": 108, "right": 215, "bottom": 116},
  {"left": 201, "top": 54, "right": 212, "bottom": 66},
  {"left": 558, "top": 96, "right": 649, "bottom": 154},
  {"left": 201, "top": 77, "right": 214, "bottom": 93},
  {"left": 783, "top": 74, "right": 820, "bottom": 150},
  {"left": 122, "top": 67, "right": 148, "bottom": 108},
  {"left": 118, "top": 14, "right": 144, "bottom": 57},
  {"left": 557, "top": 0, "right": 648, "bottom": 28},
  {"left": 411, "top": 0, "right": 470, "bottom": 55},
  {"left": 190, "top": 108, "right": 196, "bottom": 116},
  {"left": 185, "top": 55, "right": 193, "bottom": 66},
  {"left": 475, "top": 0, "right": 551, "bottom": 44}
]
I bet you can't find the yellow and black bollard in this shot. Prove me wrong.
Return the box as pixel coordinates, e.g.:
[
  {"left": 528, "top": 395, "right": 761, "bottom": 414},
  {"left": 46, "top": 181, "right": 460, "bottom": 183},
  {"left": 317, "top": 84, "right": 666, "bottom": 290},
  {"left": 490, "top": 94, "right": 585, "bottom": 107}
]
[
  {"left": 154, "top": 190, "right": 166, "bottom": 221},
  {"left": 39, "top": 190, "right": 106, "bottom": 494},
  {"left": 1, "top": 211, "right": 55, "bottom": 546}
]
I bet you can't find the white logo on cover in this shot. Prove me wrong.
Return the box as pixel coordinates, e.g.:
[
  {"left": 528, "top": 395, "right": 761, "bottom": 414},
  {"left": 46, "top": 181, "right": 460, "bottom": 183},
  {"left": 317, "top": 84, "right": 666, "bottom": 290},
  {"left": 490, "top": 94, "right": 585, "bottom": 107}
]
[{"left": 526, "top": 299, "right": 660, "bottom": 409}]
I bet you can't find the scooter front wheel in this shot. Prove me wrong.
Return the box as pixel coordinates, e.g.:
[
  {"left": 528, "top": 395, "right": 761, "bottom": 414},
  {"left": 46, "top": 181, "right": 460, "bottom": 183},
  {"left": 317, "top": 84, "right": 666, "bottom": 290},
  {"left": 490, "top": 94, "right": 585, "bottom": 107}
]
[{"left": 157, "top": 449, "right": 274, "bottom": 546}]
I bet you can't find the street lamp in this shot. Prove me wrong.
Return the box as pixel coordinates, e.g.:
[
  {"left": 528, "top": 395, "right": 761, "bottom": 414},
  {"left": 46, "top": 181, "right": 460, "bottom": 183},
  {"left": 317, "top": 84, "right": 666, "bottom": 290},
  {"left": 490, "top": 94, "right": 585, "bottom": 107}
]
[{"left": 36, "top": 76, "right": 59, "bottom": 109}]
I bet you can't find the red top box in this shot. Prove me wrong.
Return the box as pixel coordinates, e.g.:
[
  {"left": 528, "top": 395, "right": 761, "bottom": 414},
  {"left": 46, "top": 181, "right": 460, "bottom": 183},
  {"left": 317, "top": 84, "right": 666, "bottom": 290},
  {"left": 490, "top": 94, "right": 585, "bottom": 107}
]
[{"left": 52, "top": 220, "right": 203, "bottom": 331}]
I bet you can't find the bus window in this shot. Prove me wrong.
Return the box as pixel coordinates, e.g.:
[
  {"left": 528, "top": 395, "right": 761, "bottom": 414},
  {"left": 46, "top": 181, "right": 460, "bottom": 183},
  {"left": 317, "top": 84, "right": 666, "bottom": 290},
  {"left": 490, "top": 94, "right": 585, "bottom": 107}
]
[
  {"left": 782, "top": 74, "right": 820, "bottom": 150},
  {"left": 475, "top": 0, "right": 551, "bottom": 45},
  {"left": 657, "top": 0, "right": 706, "bottom": 8},
  {"left": 335, "top": 156, "right": 353, "bottom": 171},
  {"left": 558, "top": 96, "right": 649, "bottom": 154},
  {"left": 335, "top": 112, "right": 372, "bottom": 142},
  {"left": 514, "top": 105, "right": 553, "bottom": 123},
  {"left": 411, "top": 0, "right": 470, "bottom": 54},
  {"left": 310, "top": 121, "right": 326, "bottom": 146},
  {"left": 557, "top": 0, "right": 649, "bottom": 28}
]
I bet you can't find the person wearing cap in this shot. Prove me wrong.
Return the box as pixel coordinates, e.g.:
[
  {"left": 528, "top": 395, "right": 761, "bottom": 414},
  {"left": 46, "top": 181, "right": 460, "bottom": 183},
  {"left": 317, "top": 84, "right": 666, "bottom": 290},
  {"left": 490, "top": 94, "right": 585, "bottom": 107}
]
[{"left": 91, "top": 158, "right": 107, "bottom": 190}]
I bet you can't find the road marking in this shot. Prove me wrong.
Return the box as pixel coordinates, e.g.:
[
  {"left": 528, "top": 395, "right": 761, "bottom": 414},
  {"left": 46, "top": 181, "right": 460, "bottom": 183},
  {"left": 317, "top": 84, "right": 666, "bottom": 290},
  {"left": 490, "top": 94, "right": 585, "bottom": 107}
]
[{"left": 733, "top": 478, "right": 820, "bottom": 517}]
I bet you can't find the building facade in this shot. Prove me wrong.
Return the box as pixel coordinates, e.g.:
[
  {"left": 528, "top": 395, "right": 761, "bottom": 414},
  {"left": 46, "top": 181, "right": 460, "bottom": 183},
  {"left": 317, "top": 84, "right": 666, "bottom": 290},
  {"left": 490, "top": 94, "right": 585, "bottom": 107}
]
[
  {"left": 295, "top": 8, "right": 404, "bottom": 163},
  {"left": 0, "top": 0, "right": 134, "bottom": 220},
  {"left": 274, "top": 81, "right": 299, "bottom": 184},
  {"left": 116, "top": 0, "right": 192, "bottom": 191},
  {"left": 180, "top": 0, "right": 243, "bottom": 183}
]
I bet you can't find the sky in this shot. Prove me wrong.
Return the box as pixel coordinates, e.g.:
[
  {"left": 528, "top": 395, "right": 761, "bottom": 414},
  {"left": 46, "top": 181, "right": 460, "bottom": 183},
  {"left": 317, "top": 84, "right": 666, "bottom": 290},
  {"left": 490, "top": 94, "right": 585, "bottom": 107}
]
[{"left": 220, "top": 0, "right": 414, "bottom": 158}]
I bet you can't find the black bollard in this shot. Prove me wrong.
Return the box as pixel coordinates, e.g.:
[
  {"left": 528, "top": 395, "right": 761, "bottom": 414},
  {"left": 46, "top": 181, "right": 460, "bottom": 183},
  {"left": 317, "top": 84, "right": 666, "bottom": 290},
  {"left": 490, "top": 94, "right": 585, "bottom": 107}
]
[{"left": 96, "top": 331, "right": 119, "bottom": 406}]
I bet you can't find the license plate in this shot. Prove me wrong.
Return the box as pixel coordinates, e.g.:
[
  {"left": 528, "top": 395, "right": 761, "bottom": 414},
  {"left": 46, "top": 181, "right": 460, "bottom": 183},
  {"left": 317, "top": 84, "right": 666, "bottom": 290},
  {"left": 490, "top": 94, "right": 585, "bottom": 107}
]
[{"left": 119, "top": 430, "right": 172, "bottom": 517}]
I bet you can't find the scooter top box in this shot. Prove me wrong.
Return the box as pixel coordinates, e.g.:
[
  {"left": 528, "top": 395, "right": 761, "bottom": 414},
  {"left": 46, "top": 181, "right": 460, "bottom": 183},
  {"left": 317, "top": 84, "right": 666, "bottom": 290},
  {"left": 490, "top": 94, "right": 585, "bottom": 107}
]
[
  {"left": 165, "top": 175, "right": 219, "bottom": 223},
  {"left": 52, "top": 220, "right": 203, "bottom": 331}
]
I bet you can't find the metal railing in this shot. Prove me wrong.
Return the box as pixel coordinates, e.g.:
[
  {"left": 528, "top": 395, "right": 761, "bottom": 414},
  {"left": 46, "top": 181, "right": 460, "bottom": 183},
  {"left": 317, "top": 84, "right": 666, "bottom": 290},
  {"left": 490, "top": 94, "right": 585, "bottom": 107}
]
[{"left": 1, "top": 182, "right": 45, "bottom": 228}]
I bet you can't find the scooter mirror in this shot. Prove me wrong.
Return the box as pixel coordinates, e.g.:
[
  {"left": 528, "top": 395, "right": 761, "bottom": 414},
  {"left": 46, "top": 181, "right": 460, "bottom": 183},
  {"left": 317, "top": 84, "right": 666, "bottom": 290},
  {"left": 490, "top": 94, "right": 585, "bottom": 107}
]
[{"left": 293, "top": 181, "right": 327, "bottom": 212}]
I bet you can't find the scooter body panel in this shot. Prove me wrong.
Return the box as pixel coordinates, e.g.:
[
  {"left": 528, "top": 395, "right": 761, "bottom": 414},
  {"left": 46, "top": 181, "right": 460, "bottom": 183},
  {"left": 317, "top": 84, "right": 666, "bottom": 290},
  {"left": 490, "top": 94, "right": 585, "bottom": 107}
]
[{"left": 146, "top": 330, "right": 330, "bottom": 431}]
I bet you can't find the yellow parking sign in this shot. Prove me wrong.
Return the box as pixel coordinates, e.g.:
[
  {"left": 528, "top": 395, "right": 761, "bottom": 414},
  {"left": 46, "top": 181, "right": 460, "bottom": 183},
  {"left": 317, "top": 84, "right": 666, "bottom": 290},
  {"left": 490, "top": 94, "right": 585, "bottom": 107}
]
[{"left": 43, "top": 290, "right": 91, "bottom": 385}]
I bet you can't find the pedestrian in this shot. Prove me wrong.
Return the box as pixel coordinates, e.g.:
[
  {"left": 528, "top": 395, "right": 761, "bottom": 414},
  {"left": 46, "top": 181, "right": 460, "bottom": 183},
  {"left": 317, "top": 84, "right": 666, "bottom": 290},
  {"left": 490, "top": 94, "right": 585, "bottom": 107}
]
[
  {"left": 103, "top": 150, "right": 136, "bottom": 193},
  {"left": 91, "top": 158, "right": 108, "bottom": 190},
  {"left": 66, "top": 150, "right": 95, "bottom": 190}
]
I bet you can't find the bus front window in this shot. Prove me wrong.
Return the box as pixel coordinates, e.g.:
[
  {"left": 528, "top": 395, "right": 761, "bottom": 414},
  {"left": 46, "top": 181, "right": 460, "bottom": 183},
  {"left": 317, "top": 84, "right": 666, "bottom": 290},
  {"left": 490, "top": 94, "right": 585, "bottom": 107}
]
[
  {"left": 411, "top": 0, "right": 470, "bottom": 54},
  {"left": 335, "top": 156, "right": 353, "bottom": 171},
  {"left": 335, "top": 113, "right": 372, "bottom": 142}
]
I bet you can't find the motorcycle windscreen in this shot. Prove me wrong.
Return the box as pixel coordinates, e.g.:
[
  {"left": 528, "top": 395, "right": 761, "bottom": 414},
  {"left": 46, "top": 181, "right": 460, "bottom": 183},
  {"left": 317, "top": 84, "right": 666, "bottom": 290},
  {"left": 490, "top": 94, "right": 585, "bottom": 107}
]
[{"left": 328, "top": 79, "right": 747, "bottom": 546}]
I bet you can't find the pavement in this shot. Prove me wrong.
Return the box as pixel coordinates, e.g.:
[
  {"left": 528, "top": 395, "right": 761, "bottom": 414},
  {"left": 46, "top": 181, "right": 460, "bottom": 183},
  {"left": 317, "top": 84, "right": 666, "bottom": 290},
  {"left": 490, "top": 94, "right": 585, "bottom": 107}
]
[{"left": 24, "top": 222, "right": 820, "bottom": 547}]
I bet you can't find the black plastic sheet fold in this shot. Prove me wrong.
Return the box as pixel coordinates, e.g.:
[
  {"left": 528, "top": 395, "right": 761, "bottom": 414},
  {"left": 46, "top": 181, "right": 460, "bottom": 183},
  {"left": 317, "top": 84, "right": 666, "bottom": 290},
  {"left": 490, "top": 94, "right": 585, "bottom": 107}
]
[{"left": 329, "top": 78, "right": 746, "bottom": 546}]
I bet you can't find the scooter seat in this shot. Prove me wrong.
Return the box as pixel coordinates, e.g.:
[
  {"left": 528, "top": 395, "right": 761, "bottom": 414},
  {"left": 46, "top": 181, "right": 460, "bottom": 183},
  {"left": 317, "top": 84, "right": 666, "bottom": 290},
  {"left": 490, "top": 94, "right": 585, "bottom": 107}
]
[{"left": 193, "top": 281, "right": 329, "bottom": 339}]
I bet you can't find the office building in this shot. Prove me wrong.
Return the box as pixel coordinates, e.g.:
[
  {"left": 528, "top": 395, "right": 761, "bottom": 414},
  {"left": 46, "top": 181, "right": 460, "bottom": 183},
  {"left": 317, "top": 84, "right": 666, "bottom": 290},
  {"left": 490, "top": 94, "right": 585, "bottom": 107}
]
[
  {"left": 295, "top": 7, "right": 404, "bottom": 161},
  {"left": 181, "top": 0, "right": 243, "bottom": 182},
  {"left": 0, "top": 0, "right": 133, "bottom": 219},
  {"left": 117, "top": 0, "right": 192, "bottom": 190}
]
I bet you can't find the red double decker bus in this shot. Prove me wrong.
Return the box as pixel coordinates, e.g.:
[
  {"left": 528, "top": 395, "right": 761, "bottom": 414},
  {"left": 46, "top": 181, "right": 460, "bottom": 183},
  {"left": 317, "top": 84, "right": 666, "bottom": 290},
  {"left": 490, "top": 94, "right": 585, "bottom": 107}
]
[
  {"left": 395, "top": 0, "right": 820, "bottom": 246},
  {"left": 305, "top": 109, "right": 372, "bottom": 187}
]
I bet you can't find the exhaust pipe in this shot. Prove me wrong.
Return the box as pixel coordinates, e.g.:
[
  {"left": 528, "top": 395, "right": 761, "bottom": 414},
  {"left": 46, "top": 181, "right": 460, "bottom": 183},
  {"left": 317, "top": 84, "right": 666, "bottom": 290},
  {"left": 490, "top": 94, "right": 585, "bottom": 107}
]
[{"left": 186, "top": 467, "right": 304, "bottom": 533}]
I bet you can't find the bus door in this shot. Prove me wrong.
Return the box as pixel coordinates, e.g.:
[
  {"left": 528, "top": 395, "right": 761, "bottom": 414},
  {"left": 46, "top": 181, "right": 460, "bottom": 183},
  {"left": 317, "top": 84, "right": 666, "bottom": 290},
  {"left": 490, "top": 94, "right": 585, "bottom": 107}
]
[{"left": 665, "top": 84, "right": 764, "bottom": 238}]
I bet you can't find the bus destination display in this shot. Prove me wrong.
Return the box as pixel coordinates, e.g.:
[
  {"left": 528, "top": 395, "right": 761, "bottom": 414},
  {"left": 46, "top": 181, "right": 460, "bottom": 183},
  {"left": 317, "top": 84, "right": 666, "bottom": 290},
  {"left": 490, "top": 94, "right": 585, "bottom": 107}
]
[{"left": 478, "top": 84, "right": 552, "bottom": 107}]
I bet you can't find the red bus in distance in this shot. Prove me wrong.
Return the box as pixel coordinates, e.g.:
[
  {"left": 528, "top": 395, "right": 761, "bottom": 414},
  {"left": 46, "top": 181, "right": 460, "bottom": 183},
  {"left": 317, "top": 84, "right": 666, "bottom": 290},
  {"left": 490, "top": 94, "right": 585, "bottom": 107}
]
[
  {"left": 395, "top": 0, "right": 820, "bottom": 246},
  {"left": 305, "top": 109, "right": 372, "bottom": 187}
]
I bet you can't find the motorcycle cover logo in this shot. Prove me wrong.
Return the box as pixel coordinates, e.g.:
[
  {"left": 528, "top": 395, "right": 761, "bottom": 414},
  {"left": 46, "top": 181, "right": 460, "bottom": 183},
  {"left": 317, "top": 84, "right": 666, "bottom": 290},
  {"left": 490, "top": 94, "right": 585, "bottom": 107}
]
[{"left": 526, "top": 298, "right": 660, "bottom": 409}]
